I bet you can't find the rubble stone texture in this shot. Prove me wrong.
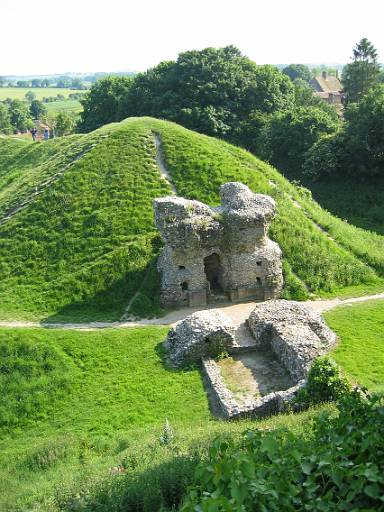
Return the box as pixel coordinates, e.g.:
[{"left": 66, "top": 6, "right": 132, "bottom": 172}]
[
  {"left": 248, "top": 300, "right": 338, "bottom": 380},
  {"left": 165, "top": 300, "right": 337, "bottom": 418},
  {"left": 153, "top": 182, "right": 283, "bottom": 308},
  {"left": 165, "top": 310, "right": 236, "bottom": 367}
]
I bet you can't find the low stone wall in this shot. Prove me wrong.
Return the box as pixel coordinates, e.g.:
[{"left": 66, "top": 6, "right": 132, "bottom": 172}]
[
  {"left": 165, "top": 300, "right": 337, "bottom": 419},
  {"left": 202, "top": 358, "right": 305, "bottom": 419},
  {"left": 165, "top": 310, "right": 236, "bottom": 367},
  {"left": 248, "top": 300, "right": 337, "bottom": 380}
]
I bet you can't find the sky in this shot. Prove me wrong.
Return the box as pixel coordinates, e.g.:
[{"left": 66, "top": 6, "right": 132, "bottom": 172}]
[{"left": 1, "top": 0, "right": 384, "bottom": 75}]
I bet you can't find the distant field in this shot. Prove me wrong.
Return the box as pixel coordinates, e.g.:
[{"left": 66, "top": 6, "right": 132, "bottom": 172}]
[
  {"left": 0, "top": 87, "right": 85, "bottom": 101},
  {"left": 46, "top": 99, "right": 82, "bottom": 114}
]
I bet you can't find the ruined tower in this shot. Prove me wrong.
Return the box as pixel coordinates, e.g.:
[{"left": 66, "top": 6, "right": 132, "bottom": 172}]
[{"left": 153, "top": 182, "right": 283, "bottom": 308}]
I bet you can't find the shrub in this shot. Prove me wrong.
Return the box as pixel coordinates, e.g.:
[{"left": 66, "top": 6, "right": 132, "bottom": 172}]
[
  {"left": 182, "top": 392, "right": 384, "bottom": 511},
  {"left": 296, "top": 356, "right": 352, "bottom": 407}
]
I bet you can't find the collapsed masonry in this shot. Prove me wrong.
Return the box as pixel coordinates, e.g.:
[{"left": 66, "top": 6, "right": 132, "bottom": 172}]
[
  {"left": 165, "top": 300, "right": 337, "bottom": 418},
  {"left": 153, "top": 182, "right": 283, "bottom": 308}
]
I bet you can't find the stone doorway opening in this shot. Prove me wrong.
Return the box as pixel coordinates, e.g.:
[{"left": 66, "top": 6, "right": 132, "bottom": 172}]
[{"left": 204, "top": 253, "right": 224, "bottom": 296}]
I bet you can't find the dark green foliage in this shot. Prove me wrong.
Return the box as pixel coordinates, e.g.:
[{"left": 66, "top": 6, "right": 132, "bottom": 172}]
[
  {"left": 65, "top": 453, "right": 198, "bottom": 512},
  {"left": 262, "top": 106, "right": 340, "bottom": 177},
  {"left": 79, "top": 76, "right": 133, "bottom": 132},
  {"left": 282, "top": 63, "right": 311, "bottom": 82},
  {"left": 342, "top": 38, "right": 380, "bottom": 103},
  {"left": 182, "top": 392, "right": 384, "bottom": 511},
  {"left": 81, "top": 46, "right": 294, "bottom": 139},
  {"left": 55, "top": 111, "right": 76, "bottom": 136},
  {"left": 296, "top": 356, "right": 352, "bottom": 407},
  {"left": 9, "top": 99, "right": 33, "bottom": 131},
  {"left": 304, "top": 85, "right": 384, "bottom": 180},
  {"left": 29, "top": 99, "right": 47, "bottom": 119},
  {"left": 343, "top": 86, "right": 384, "bottom": 176},
  {"left": 0, "top": 103, "right": 12, "bottom": 133},
  {"left": 293, "top": 78, "right": 339, "bottom": 118},
  {"left": 0, "top": 335, "right": 74, "bottom": 430}
]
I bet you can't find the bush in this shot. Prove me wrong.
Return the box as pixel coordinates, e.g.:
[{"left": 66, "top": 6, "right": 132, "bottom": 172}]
[
  {"left": 296, "top": 356, "right": 352, "bottom": 407},
  {"left": 182, "top": 391, "right": 384, "bottom": 511}
]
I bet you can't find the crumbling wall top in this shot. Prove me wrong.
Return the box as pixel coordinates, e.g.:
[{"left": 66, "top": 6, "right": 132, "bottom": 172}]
[{"left": 219, "top": 182, "right": 276, "bottom": 224}]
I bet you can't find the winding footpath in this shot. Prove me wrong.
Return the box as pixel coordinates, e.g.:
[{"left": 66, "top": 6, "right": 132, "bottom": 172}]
[{"left": 0, "top": 292, "right": 383, "bottom": 331}]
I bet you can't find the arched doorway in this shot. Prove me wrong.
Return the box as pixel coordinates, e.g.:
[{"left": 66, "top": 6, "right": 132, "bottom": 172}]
[{"left": 204, "top": 253, "right": 224, "bottom": 294}]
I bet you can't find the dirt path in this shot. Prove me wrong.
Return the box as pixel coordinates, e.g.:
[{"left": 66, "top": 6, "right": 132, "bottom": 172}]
[
  {"left": 153, "top": 132, "right": 176, "bottom": 194},
  {"left": 0, "top": 292, "right": 383, "bottom": 331}
]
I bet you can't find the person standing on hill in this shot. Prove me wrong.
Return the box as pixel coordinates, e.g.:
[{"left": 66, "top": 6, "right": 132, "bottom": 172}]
[
  {"left": 44, "top": 128, "right": 50, "bottom": 141},
  {"left": 31, "top": 127, "right": 37, "bottom": 141}
]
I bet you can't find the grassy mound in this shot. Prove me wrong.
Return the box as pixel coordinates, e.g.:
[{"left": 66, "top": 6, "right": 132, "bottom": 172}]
[{"left": 1, "top": 117, "right": 384, "bottom": 321}]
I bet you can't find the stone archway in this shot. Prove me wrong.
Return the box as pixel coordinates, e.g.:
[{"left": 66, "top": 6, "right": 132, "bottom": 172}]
[{"left": 204, "top": 253, "right": 224, "bottom": 294}]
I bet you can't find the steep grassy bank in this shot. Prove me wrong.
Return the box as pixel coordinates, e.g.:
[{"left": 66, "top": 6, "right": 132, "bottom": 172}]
[
  {"left": 1, "top": 117, "right": 384, "bottom": 321},
  {"left": 0, "top": 325, "right": 330, "bottom": 511}
]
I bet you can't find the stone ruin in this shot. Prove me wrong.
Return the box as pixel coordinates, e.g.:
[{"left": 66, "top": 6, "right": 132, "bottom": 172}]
[
  {"left": 165, "top": 300, "right": 337, "bottom": 418},
  {"left": 153, "top": 182, "right": 283, "bottom": 308}
]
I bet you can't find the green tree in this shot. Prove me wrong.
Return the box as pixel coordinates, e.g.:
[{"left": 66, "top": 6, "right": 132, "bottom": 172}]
[
  {"left": 342, "top": 38, "right": 380, "bottom": 103},
  {"left": 343, "top": 84, "right": 384, "bottom": 176},
  {"left": 31, "top": 79, "right": 42, "bottom": 88},
  {"left": 119, "top": 46, "right": 294, "bottom": 138},
  {"left": 0, "top": 77, "right": 5, "bottom": 87},
  {"left": 232, "top": 109, "right": 271, "bottom": 155},
  {"left": 25, "top": 90, "right": 36, "bottom": 102},
  {"left": 262, "top": 106, "right": 340, "bottom": 177},
  {"left": 0, "top": 103, "right": 12, "bottom": 133},
  {"left": 29, "top": 99, "right": 47, "bottom": 119},
  {"left": 293, "top": 78, "right": 339, "bottom": 118},
  {"left": 55, "top": 111, "right": 76, "bottom": 136},
  {"left": 70, "top": 77, "right": 84, "bottom": 90},
  {"left": 9, "top": 100, "right": 33, "bottom": 131},
  {"left": 304, "top": 85, "right": 384, "bottom": 179},
  {"left": 78, "top": 76, "right": 133, "bottom": 132},
  {"left": 282, "top": 64, "right": 311, "bottom": 82}
]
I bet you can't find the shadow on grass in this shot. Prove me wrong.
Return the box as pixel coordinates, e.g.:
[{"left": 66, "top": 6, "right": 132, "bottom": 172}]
[
  {"left": 60, "top": 453, "right": 199, "bottom": 512},
  {"left": 42, "top": 257, "right": 163, "bottom": 324}
]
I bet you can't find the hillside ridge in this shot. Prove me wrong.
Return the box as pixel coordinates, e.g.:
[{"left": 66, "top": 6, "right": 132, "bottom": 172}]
[{"left": 0, "top": 116, "right": 384, "bottom": 321}]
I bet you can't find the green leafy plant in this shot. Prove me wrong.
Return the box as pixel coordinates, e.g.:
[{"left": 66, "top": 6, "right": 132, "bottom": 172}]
[
  {"left": 296, "top": 356, "right": 352, "bottom": 407},
  {"left": 182, "top": 392, "right": 384, "bottom": 511}
]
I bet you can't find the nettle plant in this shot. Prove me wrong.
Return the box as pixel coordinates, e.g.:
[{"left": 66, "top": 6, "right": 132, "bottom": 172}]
[
  {"left": 182, "top": 391, "right": 384, "bottom": 511},
  {"left": 296, "top": 356, "right": 352, "bottom": 407}
]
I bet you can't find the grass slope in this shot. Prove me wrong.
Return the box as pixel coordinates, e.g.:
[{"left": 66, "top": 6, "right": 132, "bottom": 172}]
[
  {"left": 0, "top": 325, "right": 328, "bottom": 511},
  {"left": 309, "top": 177, "right": 384, "bottom": 236},
  {"left": 1, "top": 117, "right": 384, "bottom": 321},
  {"left": 326, "top": 300, "right": 384, "bottom": 392}
]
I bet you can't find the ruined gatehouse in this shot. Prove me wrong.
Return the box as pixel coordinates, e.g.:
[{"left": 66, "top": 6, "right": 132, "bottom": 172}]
[{"left": 153, "top": 182, "right": 283, "bottom": 308}]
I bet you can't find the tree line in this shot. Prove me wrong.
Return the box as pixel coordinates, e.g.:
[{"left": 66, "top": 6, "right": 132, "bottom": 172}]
[{"left": 78, "top": 40, "right": 383, "bottom": 181}]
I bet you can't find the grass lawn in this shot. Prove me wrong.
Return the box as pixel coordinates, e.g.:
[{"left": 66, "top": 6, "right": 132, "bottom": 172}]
[
  {"left": 0, "top": 325, "right": 327, "bottom": 511},
  {"left": 0, "top": 87, "right": 84, "bottom": 101},
  {"left": 326, "top": 299, "right": 384, "bottom": 392}
]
